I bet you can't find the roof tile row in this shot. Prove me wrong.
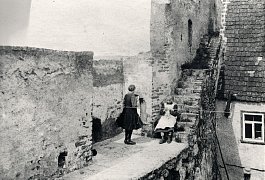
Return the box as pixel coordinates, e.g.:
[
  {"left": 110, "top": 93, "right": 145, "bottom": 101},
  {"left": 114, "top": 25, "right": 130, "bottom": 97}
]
[{"left": 223, "top": 0, "right": 265, "bottom": 102}]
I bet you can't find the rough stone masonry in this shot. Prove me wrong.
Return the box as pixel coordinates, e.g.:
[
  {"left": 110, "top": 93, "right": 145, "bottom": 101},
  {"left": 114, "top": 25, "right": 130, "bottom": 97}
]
[
  {"left": 0, "top": 46, "right": 153, "bottom": 179},
  {"left": 0, "top": 46, "right": 94, "bottom": 179}
]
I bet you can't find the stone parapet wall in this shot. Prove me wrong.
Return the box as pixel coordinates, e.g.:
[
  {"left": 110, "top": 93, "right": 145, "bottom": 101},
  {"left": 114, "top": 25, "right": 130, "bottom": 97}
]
[
  {"left": 92, "top": 59, "right": 124, "bottom": 142},
  {"left": 0, "top": 46, "right": 94, "bottom": 179}
]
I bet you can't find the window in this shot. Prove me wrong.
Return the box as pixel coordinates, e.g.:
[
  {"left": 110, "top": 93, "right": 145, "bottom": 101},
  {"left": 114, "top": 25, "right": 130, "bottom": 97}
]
[
  {"left": 188, "top": 19, "right": 193, "bottom": 48},
  {"left": 242, "top": 112, "right": 264, "bottom": 143}
]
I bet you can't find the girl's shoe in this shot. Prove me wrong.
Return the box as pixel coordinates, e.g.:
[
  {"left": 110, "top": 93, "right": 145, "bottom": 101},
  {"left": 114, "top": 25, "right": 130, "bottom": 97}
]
[
  {"left": 159, "top": 138, "right": 166, "bottom": 144},
  {"left": 167, "top": 134, "right": 173, "bottom": 143},
  {"left": 128, "top": 140, "right": 136, "bottom": 145},
  {"left": 124, "top": 140, "right": 136, "bottom": 145}
]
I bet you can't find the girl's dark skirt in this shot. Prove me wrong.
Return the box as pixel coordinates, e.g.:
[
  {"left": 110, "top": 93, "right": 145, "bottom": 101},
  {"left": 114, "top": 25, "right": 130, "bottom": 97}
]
[{"left": 116, "top": 108, "right": 143, "bottom": 130}]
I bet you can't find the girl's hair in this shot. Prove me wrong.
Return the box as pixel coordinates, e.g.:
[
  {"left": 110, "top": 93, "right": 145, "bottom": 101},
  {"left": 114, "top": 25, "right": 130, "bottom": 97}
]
[{"left": 128, "top": 84, "right": 136, "bottom": 91}]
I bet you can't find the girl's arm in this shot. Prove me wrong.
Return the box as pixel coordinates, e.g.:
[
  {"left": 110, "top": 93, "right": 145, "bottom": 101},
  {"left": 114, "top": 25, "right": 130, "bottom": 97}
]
[
  {"left": 170, "top": 104, "right": 179, "bottom": 117},
  {"left": 160, "top": 102, "right": 166, "bottom": 115}
]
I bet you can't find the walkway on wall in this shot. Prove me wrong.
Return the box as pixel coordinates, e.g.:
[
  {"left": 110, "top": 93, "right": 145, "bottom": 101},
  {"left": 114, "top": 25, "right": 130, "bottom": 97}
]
[
  {"left": 61, "top": 63, "right": 210, "bottom": 180},
  {"left": 61, "top": 133, "right": 187, "bottom": 180},
  {"left": 61, "top": 69, "right": 207, "bottom": 180},
  {"left": 60, "top": 34, "right": 222, "bottom": 180}
]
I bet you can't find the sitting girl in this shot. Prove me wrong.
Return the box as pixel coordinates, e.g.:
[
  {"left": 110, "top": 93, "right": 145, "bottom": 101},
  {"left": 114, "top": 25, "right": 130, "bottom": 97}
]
[{"left": 154, "top": 97, "right": 179, "bottom": 144}]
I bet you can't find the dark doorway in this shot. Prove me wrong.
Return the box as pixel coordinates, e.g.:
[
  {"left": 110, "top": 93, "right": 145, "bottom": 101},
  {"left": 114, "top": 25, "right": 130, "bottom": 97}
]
[
  {"left": 58, "top": 151, "right": 68, "bottom": 168},
  {"left": 244, "top": 173, "right": 251, "bottom": 180},
  {"left": 92, "top": 117, "right": 103, "bottom": 142}
]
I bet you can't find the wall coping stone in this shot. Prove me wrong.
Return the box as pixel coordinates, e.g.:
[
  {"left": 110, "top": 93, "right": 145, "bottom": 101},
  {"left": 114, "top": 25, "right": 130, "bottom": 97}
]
[{"left": 0, "top": 45, "right": 94, "bottom": 57}]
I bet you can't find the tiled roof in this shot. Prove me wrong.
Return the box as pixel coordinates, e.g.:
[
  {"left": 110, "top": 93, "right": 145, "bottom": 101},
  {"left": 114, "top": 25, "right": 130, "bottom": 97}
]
[{"left": 224, "top": 0, "right": 265, "bottom": 102}]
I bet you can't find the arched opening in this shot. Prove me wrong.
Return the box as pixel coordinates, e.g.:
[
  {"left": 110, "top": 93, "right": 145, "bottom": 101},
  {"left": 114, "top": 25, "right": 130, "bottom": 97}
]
[{"left": 188, "top": 19, "right": 193, "bottom": 48}]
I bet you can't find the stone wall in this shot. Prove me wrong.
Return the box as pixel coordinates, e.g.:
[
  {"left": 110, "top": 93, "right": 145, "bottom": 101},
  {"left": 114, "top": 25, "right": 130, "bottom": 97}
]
[
  {"left": 0, "top": 46, "right": 94, "bottom": 179},
  {"left": 123, "top": 52, "right": 153, "bottom": 123},
  {"left": 92, "top": 59, "right": 124, "bottom": 142},
  {"left": 92, "top": 53, "right": 153, "bottom": 136},
  {"left": 151, "top": 0, "right": 220, "bottom": 120}
]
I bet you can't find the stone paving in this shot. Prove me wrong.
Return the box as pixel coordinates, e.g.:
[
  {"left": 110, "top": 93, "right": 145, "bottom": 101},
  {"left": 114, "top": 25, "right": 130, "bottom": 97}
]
[
  {"left": 60, "top": 68, "right": 206, "bottom": 180},
  {"left": 61, "top": 132, "right": 187, "bottom": 180}
]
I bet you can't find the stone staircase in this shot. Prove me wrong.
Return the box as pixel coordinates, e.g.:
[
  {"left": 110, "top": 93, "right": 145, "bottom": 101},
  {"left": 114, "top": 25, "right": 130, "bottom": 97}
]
[
  {"left": 208, "top": 36, "right": 221, "bottom": 68},
  {"left": 173, "top": 69, "right": 206, "bottom": 141},
  {"left": 61, "top": 35, "right": 222, "bottom": 180},
  {"left": 173, "top": 35, "right": 221, "bottom": 142}
]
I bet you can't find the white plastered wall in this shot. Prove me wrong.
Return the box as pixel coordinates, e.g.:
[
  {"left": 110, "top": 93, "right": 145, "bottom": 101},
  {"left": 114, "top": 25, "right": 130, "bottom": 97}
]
[{"left": 230, "top": 102, "right": 265, "bottom": 180}]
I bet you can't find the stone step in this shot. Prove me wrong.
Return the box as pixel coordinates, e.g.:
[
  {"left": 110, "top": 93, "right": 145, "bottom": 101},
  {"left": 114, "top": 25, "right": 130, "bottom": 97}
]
[
  {"left": 176, "top": 103, "right": 200, "bottom": 113},
  {"left": 196, "top": 76, "right": 205, "bottom": 80},
  {"left": 175, "top": 131, "right": 189, "bottom": 143},
  {"left": 173, "top": 95, "right": 200, "bottom": 103},
  {"left": 174, "top": 99, "right": 200, "bottom": 107},
  {"left": 210, "top": 47, "right": 219, "bottom": 50},
  {"left": 192, "top": 80, "right": 203, "bottom": 85},
  {"left": 175, "top": 88, "right": 193, "bottom": 95},
  {"left": 175, "top": 101, "right": 199, "bottom": 107},
  {"left": 182, "top": 78, "right": 203, "bottom": 84},
  {"left": 175, "top": 88, "right": 201, "bottom": 95},
  {"left": 182, "top": 80, "right": 203, "bottom": 89},
  {"left": 183, "top": 71, "right": 206, "bottom": 77},
  {"left": 180, "top": 112, "right": 199, "bottom": 121},
  {"left": 177, "top": 121, "right": 195, "bottom": 128},
  {"left": 180, "top": 106, "right": 200, "bottom": 114},
  {"left": 193, "top": 89, "right": 202, "bottom": 94}
]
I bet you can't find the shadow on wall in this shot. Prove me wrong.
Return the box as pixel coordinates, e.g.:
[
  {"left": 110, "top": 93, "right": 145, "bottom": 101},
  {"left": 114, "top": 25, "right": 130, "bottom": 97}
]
[
  {"left": 92, "top": 117, "right": 122, "bottom": 143},
  {"left": 216, "top": 100, "right": 244, "bottom": 180},
  {"left": 0, "top": 0, "right": 32, "bottom": 44}
]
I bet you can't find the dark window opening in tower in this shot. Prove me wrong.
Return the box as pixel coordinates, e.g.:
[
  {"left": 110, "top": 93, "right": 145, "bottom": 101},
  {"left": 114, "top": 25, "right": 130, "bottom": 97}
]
[{"left": 188, "top": 19, "right": 192, "bottom": 48}]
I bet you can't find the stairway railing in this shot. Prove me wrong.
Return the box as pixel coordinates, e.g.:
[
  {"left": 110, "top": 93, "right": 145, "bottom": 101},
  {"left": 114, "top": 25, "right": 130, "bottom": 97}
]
[
  {"left": 203, "top": 35, "right": 230, "bottom": 180},
  {"left": 213, "top": 36, "right": 230, "bottom": 180},
  {"left": 214, "top": 37, "right": 223, "bottom": 96}
]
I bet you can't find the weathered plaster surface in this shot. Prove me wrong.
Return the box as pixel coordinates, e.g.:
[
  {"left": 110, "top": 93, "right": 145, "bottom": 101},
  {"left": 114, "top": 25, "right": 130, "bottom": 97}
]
[
  {"left": 216, "top": 100, "right": 265, "bottom": 180},
  {"left": 231, "top": 102, "right": 265, "bottom": 170},
  {"left": 0, "top": 46, "right": 94, "bottom": 179}
]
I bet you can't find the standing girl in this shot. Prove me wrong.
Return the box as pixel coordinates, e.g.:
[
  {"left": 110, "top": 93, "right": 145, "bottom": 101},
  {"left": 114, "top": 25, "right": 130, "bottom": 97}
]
[{"left": 116, "top": 85, "right": 144, "bottom": 145}]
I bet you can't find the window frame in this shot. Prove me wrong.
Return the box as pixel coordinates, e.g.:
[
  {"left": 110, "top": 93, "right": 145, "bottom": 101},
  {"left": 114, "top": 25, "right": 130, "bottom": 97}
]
[{"left": 241, "top": 111, "right": 265, "bottom": 143}]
